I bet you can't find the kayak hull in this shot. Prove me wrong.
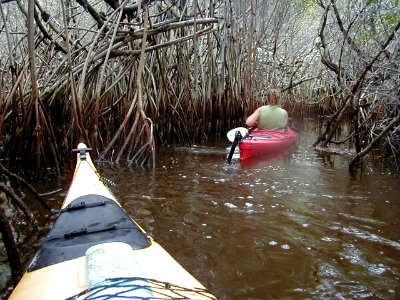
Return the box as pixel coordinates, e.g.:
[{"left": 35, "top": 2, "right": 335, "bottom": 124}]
[
  {"left": 239, "top": 128, "right": 298, "bottom": 160},
  {"left": 9, "top": 143, "right": 216, "bottom": 300}
]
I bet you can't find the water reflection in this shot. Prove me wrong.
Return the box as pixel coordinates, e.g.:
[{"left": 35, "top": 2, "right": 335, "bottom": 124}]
[{"left": 1, "top": 121, "right": 399, "bottom": 300}]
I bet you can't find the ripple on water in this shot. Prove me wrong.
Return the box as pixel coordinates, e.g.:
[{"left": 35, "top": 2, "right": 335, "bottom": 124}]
[
  {"left": 224, "top": 202, "right": 237, "bottom": 209},
  {"left": 338, "top": 212, "right": 388, "bottom": 226},
  {"left": 339, "top": 226, "right": 400, "bottom": 250},
  {"left": 368, "top": 264, "right": 388, "bottom": 275},
  {"left": 319, "top": 262, "right": 341, "bottom": 278}
]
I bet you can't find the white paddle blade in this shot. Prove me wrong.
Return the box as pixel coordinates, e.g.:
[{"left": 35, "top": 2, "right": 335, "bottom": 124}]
[{"left": 227, "top": 127, "right": 248, "bottom": 142}]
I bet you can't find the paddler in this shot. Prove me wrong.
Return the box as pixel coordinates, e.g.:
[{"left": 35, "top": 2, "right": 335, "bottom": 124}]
[{"left": 245, "top": 89, "right": 288, "bottom": 131}]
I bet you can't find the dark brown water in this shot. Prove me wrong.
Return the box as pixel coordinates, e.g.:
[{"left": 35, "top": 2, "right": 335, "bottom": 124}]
[{"left": 1, "top": 120, "right": 400, "bottom": 299}]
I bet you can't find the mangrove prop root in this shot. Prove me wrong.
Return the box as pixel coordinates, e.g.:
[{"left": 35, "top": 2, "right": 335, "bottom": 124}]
[
  {"left": 0, "top": 163, "right": 52, "bottom": 212},
  {"left": 0, "top": 182, "right": 42, "bottom": 232},
  {"left": 0, "top": 203, "right": 22, "bottom": 284}
]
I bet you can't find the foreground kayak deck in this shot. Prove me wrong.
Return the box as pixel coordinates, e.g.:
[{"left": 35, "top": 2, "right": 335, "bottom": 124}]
[
  {"left": 239, "top": 128, "right": 298, "bottom": 160},
  {"left": 9, "top": 143, "right": 216, "bottom": 300}
]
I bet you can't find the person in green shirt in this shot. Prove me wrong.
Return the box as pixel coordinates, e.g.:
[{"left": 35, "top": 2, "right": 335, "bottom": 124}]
[{"left": 245, "top": 89, "right": 288, "bottom": 130}]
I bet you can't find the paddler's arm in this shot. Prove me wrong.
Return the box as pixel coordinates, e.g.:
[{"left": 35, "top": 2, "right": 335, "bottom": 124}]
[
  {"left": 283, "top": 109, "right": 289, "bottom": 127},
  {"left": 246, "top": 107, "right": 261, "bottom": 127}
]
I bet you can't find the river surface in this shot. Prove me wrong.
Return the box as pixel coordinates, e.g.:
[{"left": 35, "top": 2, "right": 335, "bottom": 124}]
[{"left": 1, "top": 120, "right": 400, "bottom": 299}]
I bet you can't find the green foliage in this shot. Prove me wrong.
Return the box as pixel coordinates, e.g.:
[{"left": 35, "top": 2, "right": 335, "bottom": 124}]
[
  {"left": 383, "top": 11, "right": 399, "bottom": 28},
  {"left": 297, "top": 0, "right": 315, "bottom": 5},
  {"left": 351, "top": 1, "right": 399, "bottom": 44}
]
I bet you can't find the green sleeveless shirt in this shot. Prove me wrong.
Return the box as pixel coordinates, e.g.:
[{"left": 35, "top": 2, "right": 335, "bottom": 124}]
[{"left": 257, "top": 105, "right": 287, "bottom": 130}]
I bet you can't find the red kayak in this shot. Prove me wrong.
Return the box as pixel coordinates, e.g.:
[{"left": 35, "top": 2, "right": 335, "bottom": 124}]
[{"left": 239, "top": 128, "right": 298, "bottom": 160}]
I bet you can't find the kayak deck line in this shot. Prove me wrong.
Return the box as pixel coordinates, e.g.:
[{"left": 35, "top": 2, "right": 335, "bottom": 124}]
[
  {"left": 66, "top": 277, "right": 216, "bottom": 300},
  {"left": 53, "top": 223, "right": 118, "bottom": 240},
  {"left": 9, "top": 143, "right": 217, "bottom": 300},
  {"left": 247, "top": 134, "right": 286, "bottom": 140},
  {"left": 50, "top": 199, "right": 106, "bottom": 214}
]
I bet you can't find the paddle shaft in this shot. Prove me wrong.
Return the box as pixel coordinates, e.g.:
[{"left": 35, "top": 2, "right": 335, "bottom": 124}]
[{"left": 226, "top": 130, "right": 243, "bottom": 164}]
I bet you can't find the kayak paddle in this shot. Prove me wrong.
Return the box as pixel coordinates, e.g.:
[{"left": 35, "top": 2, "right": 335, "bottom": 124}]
[
  {"left": 226, "top": 127, "right": 248, "bottom": 142},
  {"left": 226, "top": 130, "right": 245, "bottom": 164}
]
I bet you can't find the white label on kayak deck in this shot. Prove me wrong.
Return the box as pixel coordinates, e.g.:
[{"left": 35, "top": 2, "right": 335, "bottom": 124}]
[{"left": 86, "top": 242, "right": 153, "bottom": 298}]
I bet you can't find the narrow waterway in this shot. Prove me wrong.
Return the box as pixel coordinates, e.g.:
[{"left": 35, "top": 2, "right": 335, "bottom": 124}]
[{"left": 1, "top": 119, "right": 399, "bottom": 299}]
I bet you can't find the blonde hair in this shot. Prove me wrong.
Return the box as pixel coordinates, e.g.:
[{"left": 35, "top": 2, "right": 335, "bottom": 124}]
[{"left": 267, "top": 89, "right": 280, "bottom": 106}]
